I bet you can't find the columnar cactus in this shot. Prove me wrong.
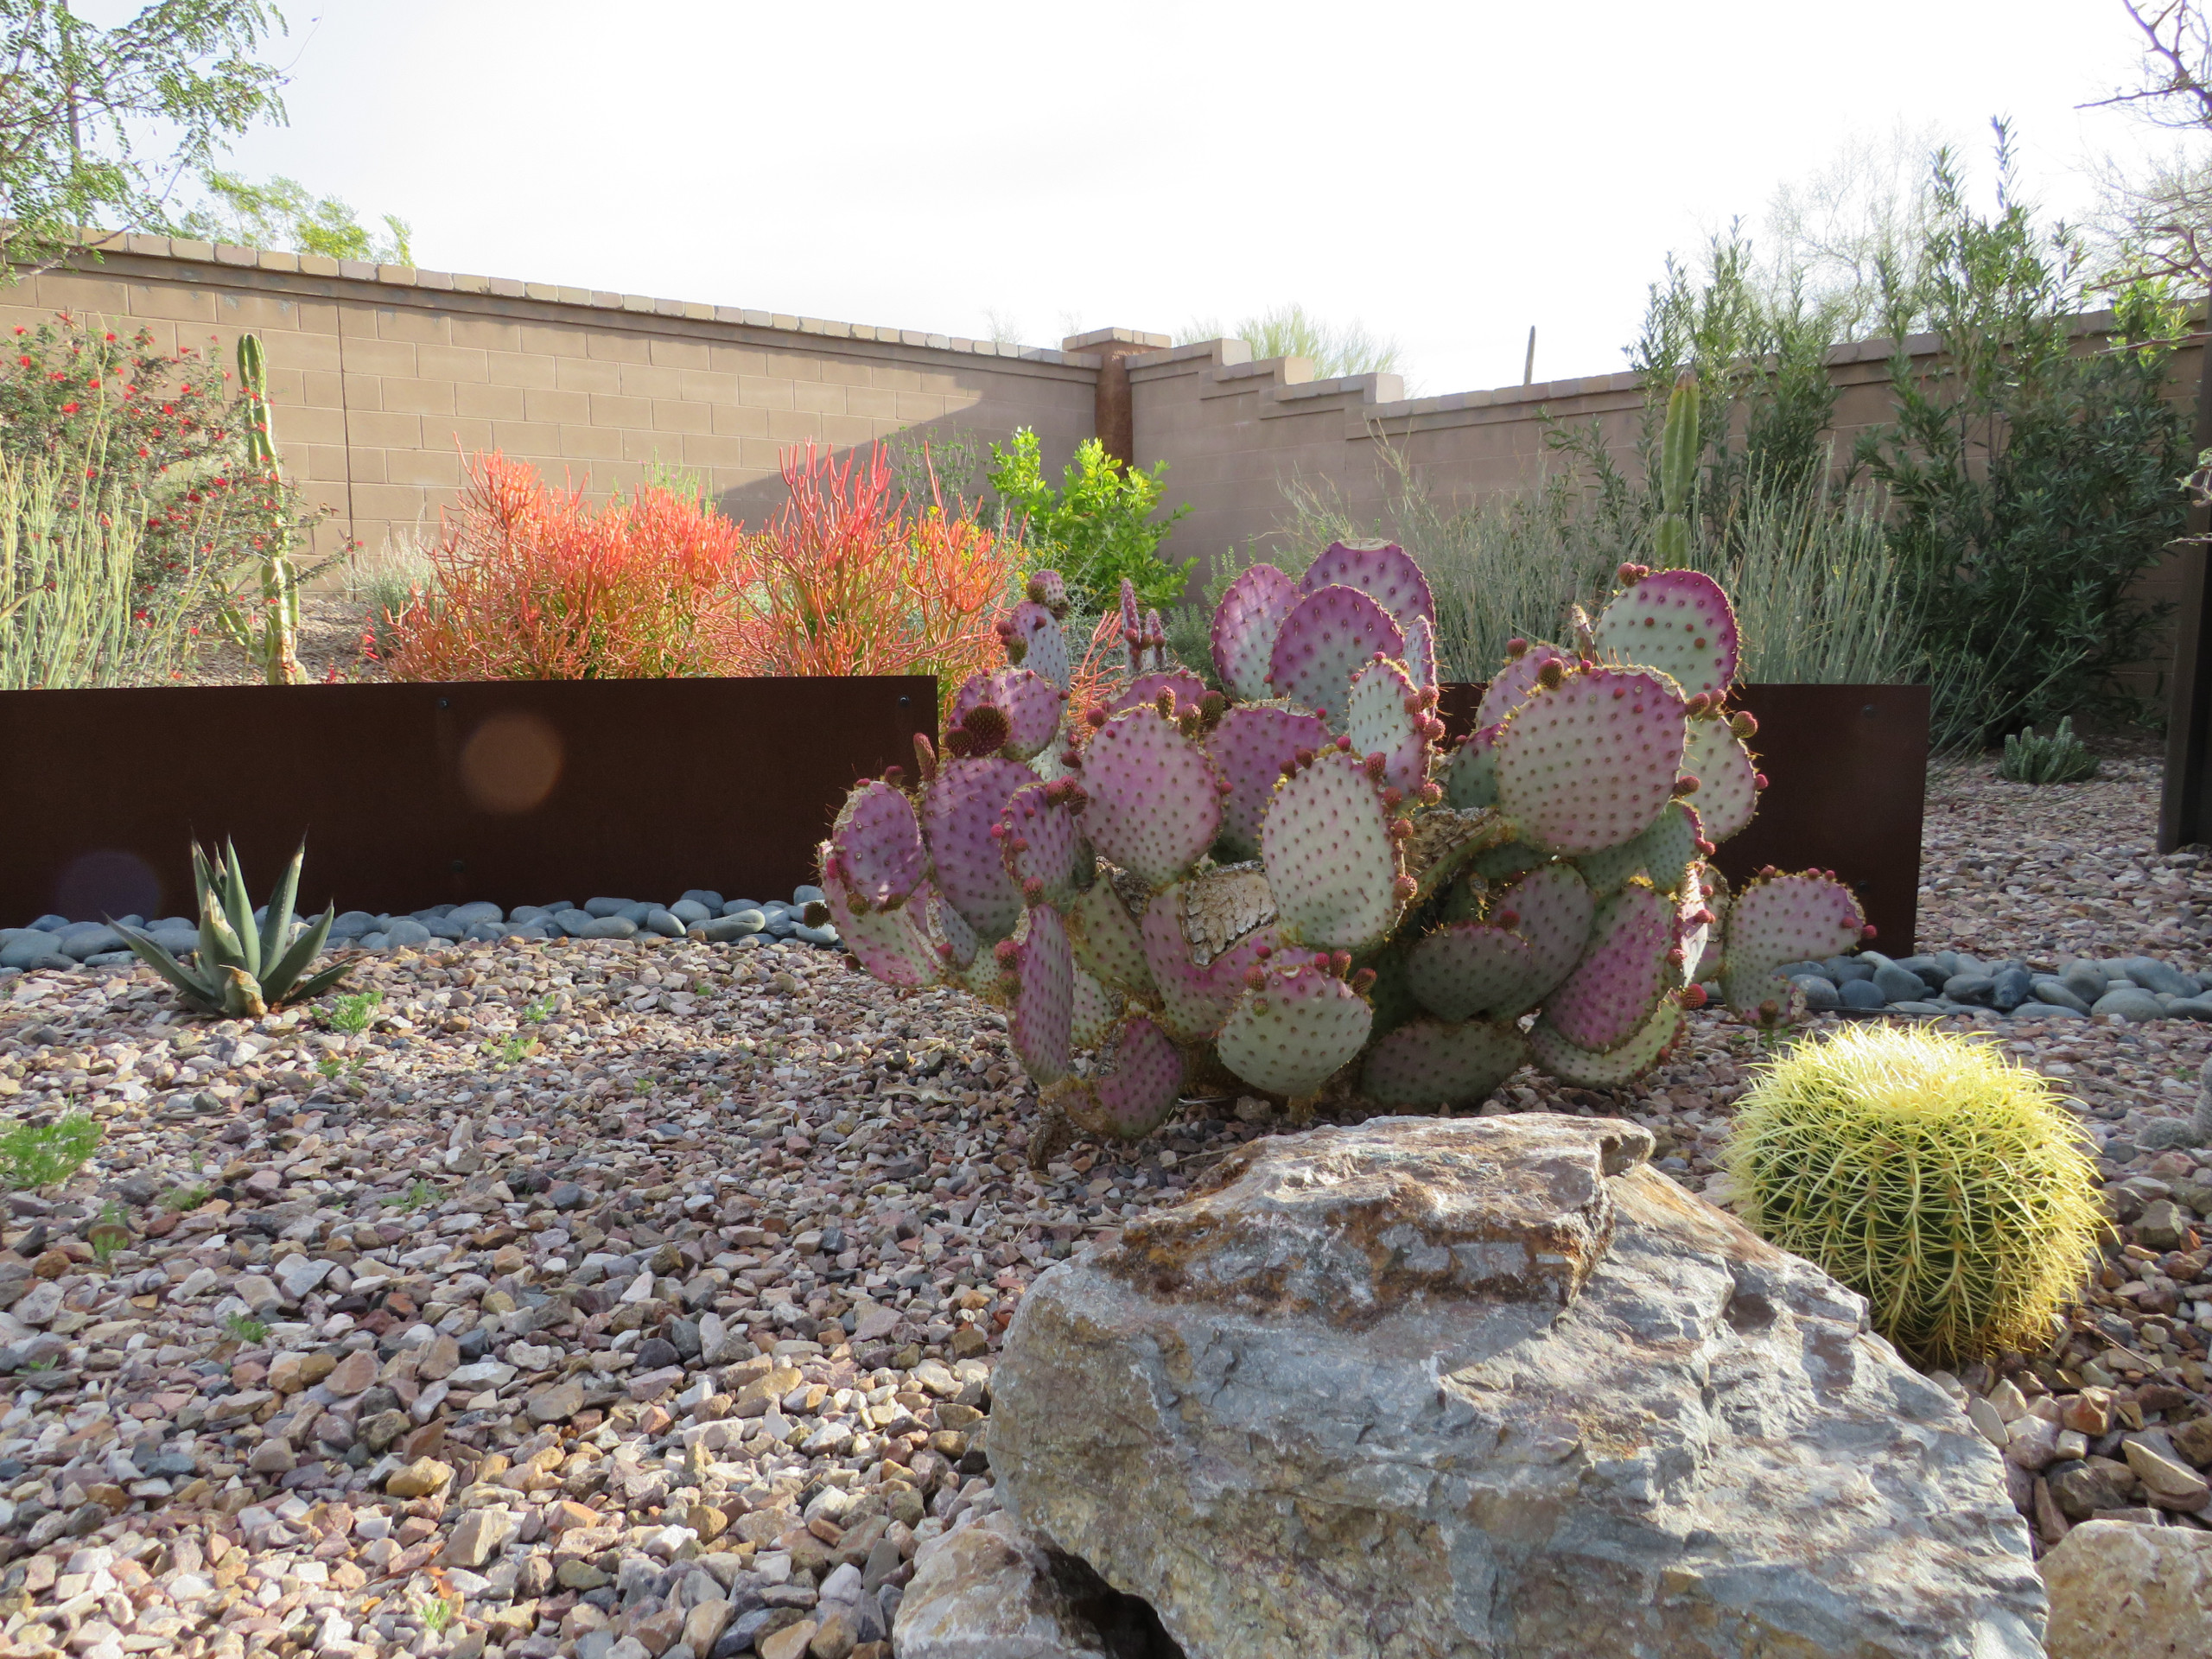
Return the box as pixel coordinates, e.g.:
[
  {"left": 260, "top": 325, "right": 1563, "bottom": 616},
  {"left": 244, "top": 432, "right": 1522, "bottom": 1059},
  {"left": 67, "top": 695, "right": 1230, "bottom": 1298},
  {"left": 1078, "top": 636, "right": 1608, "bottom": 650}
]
[{"left": 822, "top": 543, "right": 1868, "bottom": 1157}]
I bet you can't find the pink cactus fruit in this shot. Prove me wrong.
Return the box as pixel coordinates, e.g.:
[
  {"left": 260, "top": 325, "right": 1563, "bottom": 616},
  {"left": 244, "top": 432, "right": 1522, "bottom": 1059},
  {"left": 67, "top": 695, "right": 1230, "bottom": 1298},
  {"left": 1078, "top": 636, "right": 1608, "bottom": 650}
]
[
  {"left": 1592, "top": 568, "right": 1739, "bottom": 698},
  {"left": 1215, "top": 957, "right": 1373, "bottom": 1098},
  {"left": 1211, "top": 563, "right": 1300, "bottom": 701},
  {"left": 1405, "top": 922, "right": 1541, "bottom": 1023},
  {"left": 996, "top": 599, "right": 1071, "bottom": 691},
  {"left": 820, "top": 854, "right": 940, "bottom": 988},
  {"left": 1065, "top": 876, "right": 1157, "bottom": 1001},
  {"left": 1719, "top": 871, "right": 1867, "bottom": 1017},
  {"left": 1261, "top": 747, "right": 1402, "bottom": 951},
  {"left": 1140, "top": 873, "right": 1284, "bottom": 1043},
  {"left": 1489, "top": 861, "right": 1596, "bottom": 996},
  {"left": 824, "top": 779, "right": 927, "bottom": 910},
  {"left": 1110, "top": 668, "right": 1212, "bottom": 720},
  {"left": 1000, "top": 904, "right": 1074, "bottom": 1084},
  {"left": 1681, "top": 712, "right": 1762, "bottom": 842},
  {"left": 1266, "top": 584, "right": 1405, "bottom": 728},
  {"left": 1070, "top": 965, "right": 1122, "bottom": 1047},
  {"left": 1074, "top": 707, "right": 1225, "bottom": 888},
  {"left": 1541, "top": 883, "right": 1675, "bottom": 1053},
  {"left": 1475, "top": 640, "right": 1568, "bottom": 729},
  {"left": 1205, "top": 703, "right": 1331, "bottom": 861},
  {"left": 1442, "top": 722, "right": 1501, "bottom": 810},
  {"left": 1344, "top": 656, "right": 1434, "bottom": 798},
  {"left": 1402, "top": 613, "right": 1439, "bottom": 695},
  {"left": 995, "top": 779, "right": 1087, "bottom": 909},
  {"left": 1529, "top": 997, "right": 1682, "bottom": 1089},
  {"left": 920, "top": 756, "right": 1035, "bottom": 944},
  {"left": 1051, "top": 1013, "right": 1186, "bottom": 1141},
  {"left": 1302, "top": 539, "right": 1436, "bottom": 637},
  {"left": 1360, "top": 1018, "right": 1529, "bottom": 1109},
  {"left": 1493, "top": 664, "right": 1688, "bottom": 855}
]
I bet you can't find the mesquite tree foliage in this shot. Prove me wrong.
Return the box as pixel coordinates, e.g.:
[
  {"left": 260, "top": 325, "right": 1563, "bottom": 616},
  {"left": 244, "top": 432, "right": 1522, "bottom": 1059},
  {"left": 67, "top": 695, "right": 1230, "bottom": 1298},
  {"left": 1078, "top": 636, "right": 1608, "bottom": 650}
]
[{"left": 820, "top": 544, "right": 1867, "bottom": 1156}]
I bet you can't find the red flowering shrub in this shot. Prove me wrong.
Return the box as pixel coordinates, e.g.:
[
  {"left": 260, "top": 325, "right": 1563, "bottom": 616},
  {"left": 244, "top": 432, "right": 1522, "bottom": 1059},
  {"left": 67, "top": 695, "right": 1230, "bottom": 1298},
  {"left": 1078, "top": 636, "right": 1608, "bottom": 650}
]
[{"left": 378, "top": 452, "right": 754, "bottom": 680}]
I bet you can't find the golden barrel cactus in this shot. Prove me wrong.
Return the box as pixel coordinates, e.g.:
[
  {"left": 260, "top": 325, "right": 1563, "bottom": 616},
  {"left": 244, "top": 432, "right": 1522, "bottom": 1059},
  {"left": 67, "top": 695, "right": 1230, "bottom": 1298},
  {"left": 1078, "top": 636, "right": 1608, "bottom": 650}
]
[{"left": 1724, "top": 1024, "right": 2103, "bottom": 1366}]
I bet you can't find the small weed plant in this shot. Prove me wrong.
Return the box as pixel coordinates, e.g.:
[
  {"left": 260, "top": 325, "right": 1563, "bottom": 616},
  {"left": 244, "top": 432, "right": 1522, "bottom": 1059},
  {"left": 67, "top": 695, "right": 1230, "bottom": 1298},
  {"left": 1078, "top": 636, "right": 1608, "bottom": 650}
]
[
  {"left": 384, "top": 1179, "right": 435, "bottom": 1212},
  {"left": 160, "top": 1184, "right": 209, "bottom": 1212},
  {"left": 0, "top": 1114, "right": 101, "bottom": 1191},
  {"left": 223, "top": 1311, "right": 270, "bottom": 1344},
  {"left": 328, "top": 989, "right": 383, "bottom": 1034}
]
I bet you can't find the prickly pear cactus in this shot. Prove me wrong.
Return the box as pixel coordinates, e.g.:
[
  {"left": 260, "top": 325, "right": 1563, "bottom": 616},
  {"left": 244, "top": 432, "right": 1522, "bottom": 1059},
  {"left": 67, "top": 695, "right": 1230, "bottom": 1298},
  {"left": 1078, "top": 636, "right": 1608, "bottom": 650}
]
[{"left": 821, "top": 539, "right": 1867, "bottom": 1154}]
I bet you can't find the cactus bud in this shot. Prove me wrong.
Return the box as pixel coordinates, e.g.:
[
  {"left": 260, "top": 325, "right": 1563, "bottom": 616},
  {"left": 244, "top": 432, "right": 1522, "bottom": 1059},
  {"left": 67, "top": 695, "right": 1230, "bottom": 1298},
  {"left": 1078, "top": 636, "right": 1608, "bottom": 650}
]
[
  {"left": 1021, "top": 877, "right": 1044, "bottom": 902},
  {"left": 846, "top": 891, "right": 872, "bottom": 917},
  {"left": 1363, "top": 752, "right": 1389, "bottom": 780},
  {"left": 1862, "top": 924, "right": 1878, "bottom": 941},
  {"left": 1334, "top": 734, "right": 1353, "bottom": 751},
  {"left": 1753, "top": 772, "right": 1770, "bottom": 791},
  {"left": 1672, "top": 774, "right": 1700, "bottom": 796},
  {"left": 1616, "top": 562, "right": 1643, "bottom": 586},
  {"left": 988, "top": 823, "right": 1007, "bottom": 840},
  {"left": 1293, "top": 747, "right": 1315, "bottom": 770},
  {"left": 1350, "top": 967, "right": 1376, "bottom": 994},
  {"left": 1381, "top": 786, "right": 1404, "bottom": 809},
  {"left": 1330, "top": 950, "right": 1352, "bottom": 978},
  {"left": 1198, "top": 691, "right": 1226, "bottom": 724},
  {"left": 1731, "top": 712, "right": 1758, "bottom": 740},
  {"left": 1392, "top": 874, "right": 1418, "bottom": 901},
  {"left": 1496, "top": 909, "right": 1520, "bottom": 929},
  {"left": 912, "top": 731, "right": 938, "bottom": 784},
  {"left": 1156, "top": 689, "right": 1175, "bottom": 717},
  {"left": 1417, "top": 782, "right": 1442, "bottom": 805},
  {"left": 1536, "top": 659, "right": 1566, "bottom": 690},
  {"left": 1387, "top": 818, "right": 1414, "bottom": 842},
  {"left": 1255, "top": 943, "right": 1274, "bottom": 959},
  {"left": 1244, "top": 964, "right": 1268, "bottom": 991},
  {"left": 1215, "top": 776, "right": 1233, "bottom": 794},
  {"left": 1505, "top": 637, "right": 1529, "bottom": 658},
  {"left": 1060, "top": 747, "right": 1083, "bottom": 769},
  {"left": 881, "top": 763, "right": 906, "bottom": 787},
  {"left": 1680, "top": 983, "right": 1707, "bottom": 1009},
  {"left": 1085, "top": 705, "right": 1109, "bottom": 728},
  {"left": 995, "top": 939, "right": 1019, "bottom": 966},
  {"left": 1694, "top": 838, "right": 1715, "bottom": 855}
]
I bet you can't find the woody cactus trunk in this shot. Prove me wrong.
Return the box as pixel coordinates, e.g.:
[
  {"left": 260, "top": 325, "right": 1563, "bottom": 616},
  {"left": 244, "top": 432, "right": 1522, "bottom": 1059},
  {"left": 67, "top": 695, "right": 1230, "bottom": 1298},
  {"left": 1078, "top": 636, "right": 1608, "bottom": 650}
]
[{"left": 821, "top": 529, "right": 1867, "bottom": 1160}]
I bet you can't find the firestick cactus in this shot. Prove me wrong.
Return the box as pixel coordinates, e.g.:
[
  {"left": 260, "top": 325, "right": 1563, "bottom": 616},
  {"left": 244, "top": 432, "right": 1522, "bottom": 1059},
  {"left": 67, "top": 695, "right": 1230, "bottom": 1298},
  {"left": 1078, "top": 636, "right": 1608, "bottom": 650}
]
[{"left": 822, "top": 543, "right": 1868, "bottom": 1159}]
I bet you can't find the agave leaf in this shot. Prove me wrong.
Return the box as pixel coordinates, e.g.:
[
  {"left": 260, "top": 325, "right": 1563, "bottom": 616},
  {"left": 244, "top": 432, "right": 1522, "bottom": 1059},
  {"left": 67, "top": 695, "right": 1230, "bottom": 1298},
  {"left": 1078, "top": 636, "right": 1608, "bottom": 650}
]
[
  {"left": 111, "top": 922, "right": 219, "bottom": 1012},
  {"left": 219, "top": 842, "right": 260, "bottom": 978},
  {"left": 286, "top": 956, "right": 358, "bottom": 1005},
  {"left": 198, "top": 886, "right": 243, "bottom": 971},
  {"left": 262, "top": 904, "right": 338, "bottom": 1002},
  {"left": 218, "top": 965, "right": 267, "bottom": 1018},
  {"left": 189, "top": 840, "right": 219, "bottom": 912},
  {"left": 259, "top": 841, "right": 305, "bottom": 969}
]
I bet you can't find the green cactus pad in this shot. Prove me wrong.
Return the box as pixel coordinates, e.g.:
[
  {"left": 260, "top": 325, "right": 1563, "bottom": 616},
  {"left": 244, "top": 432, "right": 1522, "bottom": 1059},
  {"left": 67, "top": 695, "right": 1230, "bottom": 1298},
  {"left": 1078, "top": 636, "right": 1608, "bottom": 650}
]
[
  {"left": 1403, "top": 613, "right": 1438, "bottom": 692},
  {"left": 1491, "top": 861, "right": 1595, "bottom": 994},
  {"left": 1261, "top": 748, "right": 1402, "bottom": 951},
  {"left": 1360, "top": 1017, "right": 1528, "bottom": 1108},
  {"left": 1476, "top": 642, "right": 1567, "bottom": 729},
  {"left": 1494, "top": 664, "right": 1688, "bottom": 855},
  {"left": 825, "top": 779, "right": 926, "bottom": 909},
  {"left": 1066, "top": 874, "right": 1155, "bottom": 1001},
  {"left": 1470, "top": 839, "right": 1548, "bottom": 881},
  {"left": 823, "top": 868, "right": 941, "bottom": 988},
  {"left": 1000, "top": 600, "right": 1071, "bottom": 691},
  {"left": 951, "top": 667, "right": 1067, "bottom": 761},
  {"left": 1205, "top": 702, "right": 1332, "bottom": 861},
  {"left": 1211, "top": 563, "right": 1299, "bottom": 701},
  {"left": 1541, "top": 883, "right": 1675, "bottom": 1053},
  {"left": 1442, "top": 723, "right": 1499, "bottom": 810},
  {"left": 1071, "top": 966, "right": 1121, "bottom": 1048},
  {"left": 1593, "top": 569, "right": 1738, "bottom": 698},
  {"left": 1216, "top": 957, "right": 1375, "bottom": 1098},
  {"left": 1405, "top": 921, "right": 1539, "bottom": 1022},
  {"left": 921, "top": 757, "right": 1035, "bottom": 944},
  {"left": 1303, "top": 539, "right": 1435, "bottom": 637},
  {"left": 1574, "top": 801, "right": 1704, "bottom": 898},
  {"left": 1267, "top": 583, "right": 1405, "bottom": 727},
  {"left": 1110, "top": 668, "right": 1212, "bottom": 718},
  {"left": 1682, "top": 714, "right": 1761, "bottom": 843},
  {"left": 930, "top": 887, "right": 979, "bottom": 971},
  {"left": 1402, "top": 807, "right": 1516, "bottom": 906},
  {"left": 1076, "top": 707, "right": 1226, "bottom": 887},
  {"left": 1004, "top": 904, "right": 1074, "bottom": 1084},
  {"left": 1344, "top": 656, "right": 1431, "bottom": 796},
  {"left": 996, "top": 781, "right": 1087, "bottom": 908},
  {"left": 1050, "top": 1014, "right": 1186, "bottom": 1141},
  {"left": 1529, "top": 997, "right": 1681, "bottom": 1088},
  {"left": 1141, "top": 882, "right": 1283, "bottom": 1043},
  {"left": 1720, "top": 872, "right": 1868, "bottom": 1016}
]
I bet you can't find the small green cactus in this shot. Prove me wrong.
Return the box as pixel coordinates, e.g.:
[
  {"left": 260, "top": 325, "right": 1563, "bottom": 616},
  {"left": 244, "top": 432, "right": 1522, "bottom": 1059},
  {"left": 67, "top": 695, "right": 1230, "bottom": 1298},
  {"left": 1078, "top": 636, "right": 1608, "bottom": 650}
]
[
  {"left": 220, "top": 333, "right": 304, "bottom": 685},
  {"left": 1997, "top": 716, "right": 2097, "bottom": 785},
  {"left": 1652, "top": 369, "right": 1700, "bottom": 563},
  {"left": 1724, "top": 1024, "right": 2103, "bottom": 1366}
]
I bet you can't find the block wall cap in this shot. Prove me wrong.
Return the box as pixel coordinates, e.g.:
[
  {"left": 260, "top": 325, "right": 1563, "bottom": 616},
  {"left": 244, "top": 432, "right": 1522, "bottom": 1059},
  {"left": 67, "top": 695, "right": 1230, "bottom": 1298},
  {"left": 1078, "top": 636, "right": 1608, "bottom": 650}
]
[{"left": 1062, "top": 326, "right": 1173, "bottom": 350}]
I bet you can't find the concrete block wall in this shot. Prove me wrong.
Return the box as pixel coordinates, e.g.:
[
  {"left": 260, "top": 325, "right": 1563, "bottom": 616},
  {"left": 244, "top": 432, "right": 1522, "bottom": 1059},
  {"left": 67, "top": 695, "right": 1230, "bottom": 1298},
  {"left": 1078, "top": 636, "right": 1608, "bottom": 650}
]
[{"left": 0, "top": 236, "right": 1099, "bottom": 565}]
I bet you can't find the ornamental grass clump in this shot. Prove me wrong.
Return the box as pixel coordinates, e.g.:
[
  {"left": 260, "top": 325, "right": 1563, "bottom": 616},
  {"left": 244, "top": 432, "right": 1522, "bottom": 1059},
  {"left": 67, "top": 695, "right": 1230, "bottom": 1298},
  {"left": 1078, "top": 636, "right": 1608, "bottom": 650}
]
[{"left": 1725, "top": 1024, "right": 2103, "bottom": 1367}]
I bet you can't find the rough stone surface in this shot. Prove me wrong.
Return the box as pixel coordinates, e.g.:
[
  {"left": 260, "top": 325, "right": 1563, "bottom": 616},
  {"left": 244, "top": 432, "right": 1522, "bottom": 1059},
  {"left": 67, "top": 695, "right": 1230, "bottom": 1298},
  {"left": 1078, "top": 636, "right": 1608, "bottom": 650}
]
[
  {"left": 992, "top": 1115, "right": 2045, "bottom": 1659},
  {"left": 2039, "top": 1519, "right": 2212, "bottom": 1658},
  {"left": 894, "top": 1510, "right": 1170, "bottom": 1659}
]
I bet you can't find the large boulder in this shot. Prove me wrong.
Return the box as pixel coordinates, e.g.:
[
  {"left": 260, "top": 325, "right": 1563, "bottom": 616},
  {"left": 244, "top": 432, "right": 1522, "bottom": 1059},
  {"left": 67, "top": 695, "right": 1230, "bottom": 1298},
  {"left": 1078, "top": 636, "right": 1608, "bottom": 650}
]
[
  {"left": 893, "top": 1510, "right": 1182, "bottom": 1658},
  {"left": 2039, "top": 1518, "right": 2212, "bottom": 1657},
  {"left": 989, "top": 1114, "right": 2044, "bottom": 1658}
]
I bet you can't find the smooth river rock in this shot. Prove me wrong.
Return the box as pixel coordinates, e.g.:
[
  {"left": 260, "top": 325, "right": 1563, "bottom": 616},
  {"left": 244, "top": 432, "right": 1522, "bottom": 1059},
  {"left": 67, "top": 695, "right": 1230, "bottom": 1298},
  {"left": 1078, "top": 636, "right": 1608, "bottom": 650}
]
[{"left": 988, "top": 1114, "right": 2044, "bottom": 1659}]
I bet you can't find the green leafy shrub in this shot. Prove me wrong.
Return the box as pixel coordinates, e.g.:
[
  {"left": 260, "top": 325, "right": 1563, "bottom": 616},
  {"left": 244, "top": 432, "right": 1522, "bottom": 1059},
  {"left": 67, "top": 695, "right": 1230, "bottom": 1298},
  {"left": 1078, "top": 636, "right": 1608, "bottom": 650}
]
[
  {"left": 1724, "top": 1024, "right": 2103, "bottom": 1365},
  {"left": 1998, "top": 716, "right": 2100, "bottom": 784},
  {"left": 987, "top": 428, "right": 1192, "bottom": 612},
  {"left": 0, "top": 1114, "right": 101, "bottom": 1192}
]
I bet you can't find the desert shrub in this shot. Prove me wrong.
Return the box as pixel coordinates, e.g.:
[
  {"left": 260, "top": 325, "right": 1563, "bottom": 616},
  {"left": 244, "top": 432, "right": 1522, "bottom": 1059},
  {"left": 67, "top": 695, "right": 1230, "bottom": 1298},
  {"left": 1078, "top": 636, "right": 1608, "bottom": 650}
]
[
  {"left": 988, "top": 428, "right": 1191, "bottom": 612},
  {"left": 1724, "top": 1024, "right": 2103, "bottom": 1366},
  {"left": 737, "top": 443, "right": 1023, "bottom": 714},
  {"left": 377, "top": 452, "right": 753, "bottom": 680}
]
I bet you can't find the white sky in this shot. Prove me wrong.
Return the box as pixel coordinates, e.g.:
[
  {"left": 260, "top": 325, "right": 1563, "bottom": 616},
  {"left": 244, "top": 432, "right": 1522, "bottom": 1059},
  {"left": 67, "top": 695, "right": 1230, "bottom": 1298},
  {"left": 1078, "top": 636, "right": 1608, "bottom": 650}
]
[{"left": 130, "top": 0, "right": 2205, "bottom": 397}]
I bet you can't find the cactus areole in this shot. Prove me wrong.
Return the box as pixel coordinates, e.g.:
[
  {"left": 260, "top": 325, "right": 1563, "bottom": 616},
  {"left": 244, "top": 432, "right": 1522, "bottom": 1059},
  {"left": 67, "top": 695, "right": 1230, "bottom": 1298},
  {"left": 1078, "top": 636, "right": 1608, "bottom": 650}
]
[{"left": 821, "top": 559, "right": 1866, "bottom": 1154}]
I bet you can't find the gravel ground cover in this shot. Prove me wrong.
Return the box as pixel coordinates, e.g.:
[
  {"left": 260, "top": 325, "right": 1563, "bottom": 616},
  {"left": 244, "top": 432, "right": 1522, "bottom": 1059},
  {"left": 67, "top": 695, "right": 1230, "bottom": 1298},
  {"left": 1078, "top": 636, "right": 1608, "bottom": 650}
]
[{"left": 0, "top": 747, "right": 2207, "bottom": 1659}]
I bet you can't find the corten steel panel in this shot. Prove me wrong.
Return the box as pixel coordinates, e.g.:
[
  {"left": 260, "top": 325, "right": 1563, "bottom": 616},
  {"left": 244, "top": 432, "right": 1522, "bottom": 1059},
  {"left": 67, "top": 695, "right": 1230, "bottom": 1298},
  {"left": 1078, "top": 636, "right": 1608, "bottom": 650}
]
[
  {"left": 0, "top": 677, "right": 933, "bottom": 925},
  {"left": 1438, "top": 683, "right": 1929, "bottom": 953}
]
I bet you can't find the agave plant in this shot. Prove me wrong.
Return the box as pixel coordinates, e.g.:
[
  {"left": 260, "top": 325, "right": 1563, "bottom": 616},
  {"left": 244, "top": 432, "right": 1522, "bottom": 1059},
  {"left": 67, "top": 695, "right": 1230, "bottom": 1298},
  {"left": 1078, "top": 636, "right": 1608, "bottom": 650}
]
[{"left": 116, "top": 840, "right": 354, "bottom": 1016}]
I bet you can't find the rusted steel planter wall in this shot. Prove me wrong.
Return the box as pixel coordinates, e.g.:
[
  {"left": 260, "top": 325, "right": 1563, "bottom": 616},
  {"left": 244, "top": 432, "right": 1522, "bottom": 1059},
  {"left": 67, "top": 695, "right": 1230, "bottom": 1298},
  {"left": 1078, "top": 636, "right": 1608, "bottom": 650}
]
[
  {"left": 1440, "top": 683, "right": 1930, "bottom": 953},
  {"left": 0, "top": 677, "right": 934, "bottom": 925}
]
